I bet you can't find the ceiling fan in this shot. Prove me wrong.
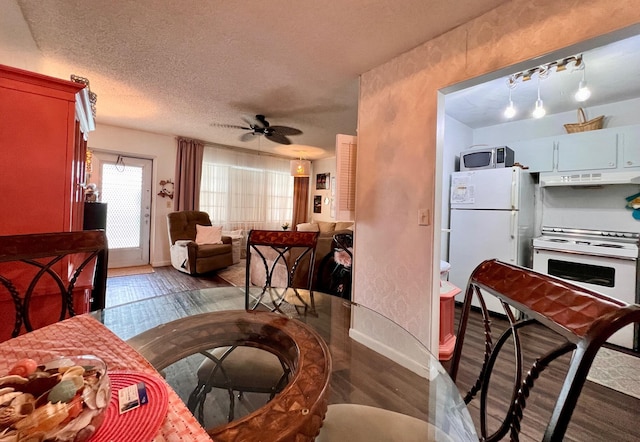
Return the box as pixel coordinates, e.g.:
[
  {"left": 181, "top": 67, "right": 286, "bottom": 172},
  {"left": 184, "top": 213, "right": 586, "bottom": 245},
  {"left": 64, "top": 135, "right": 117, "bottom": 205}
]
[{"left": 214, "top": 114, "right": 302, "bottom": 145}]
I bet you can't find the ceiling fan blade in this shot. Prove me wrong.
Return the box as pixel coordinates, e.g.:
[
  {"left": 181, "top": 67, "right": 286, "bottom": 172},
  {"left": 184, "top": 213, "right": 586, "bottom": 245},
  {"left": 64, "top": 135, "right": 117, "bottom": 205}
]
[
  {"left": 266, "top": 132, "right": 291, "bottom": 145},
  {"left": 255, "top": 114, "right": 270, "bottom": 127},
  {"left": 270, "top": 125, "right": 302, "bottom": 136},
  {"left": 240, "top": 132, "right": 256, "bottom": 142}
]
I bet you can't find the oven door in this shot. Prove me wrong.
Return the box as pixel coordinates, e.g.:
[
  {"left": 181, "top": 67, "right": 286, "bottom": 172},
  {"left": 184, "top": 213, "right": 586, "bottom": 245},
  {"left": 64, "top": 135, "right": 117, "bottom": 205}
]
[{"left": 533, "top": 248, "right": 638, "bottom": 350}]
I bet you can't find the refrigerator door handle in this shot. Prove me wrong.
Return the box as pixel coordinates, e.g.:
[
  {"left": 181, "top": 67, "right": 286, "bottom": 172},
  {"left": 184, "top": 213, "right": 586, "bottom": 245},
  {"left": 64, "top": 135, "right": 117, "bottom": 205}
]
[
  {"left": 510, "top": 210, "right": 516, "bottom": 239},
  {"left": 510, "top": 175, "right": 516, "bottom": 210}
]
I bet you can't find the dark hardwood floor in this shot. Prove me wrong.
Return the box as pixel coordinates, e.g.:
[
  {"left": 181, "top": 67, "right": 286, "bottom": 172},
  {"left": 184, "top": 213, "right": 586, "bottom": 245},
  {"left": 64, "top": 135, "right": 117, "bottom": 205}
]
[
  {"left": 446, "top": 308, "right": 640, "bottom": 441},
  {"left": 105, "top": 265, "right": 231, "bottom": 308},
  {"left": 106, "top": 267, "right": 639, "bottom": 440}
]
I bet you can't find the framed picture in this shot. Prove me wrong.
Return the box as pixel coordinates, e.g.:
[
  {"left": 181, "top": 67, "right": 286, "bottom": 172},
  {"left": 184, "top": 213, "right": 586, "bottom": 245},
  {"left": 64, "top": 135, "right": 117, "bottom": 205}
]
[
  {"left": 313, "top": 195, "right": 322, "bottom": 213},
  {"left": 316, "top": 173, "right": 330, "bottom": 190}
]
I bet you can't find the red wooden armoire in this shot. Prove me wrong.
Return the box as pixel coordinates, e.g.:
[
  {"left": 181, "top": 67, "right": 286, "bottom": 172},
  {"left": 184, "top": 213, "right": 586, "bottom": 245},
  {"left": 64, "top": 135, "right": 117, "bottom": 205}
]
[
  {"left": 0, "top": 64, "right": 97, "bottom": 338},
  {"left": 0, "top": 64, "right": 89, "bottom": 233}
]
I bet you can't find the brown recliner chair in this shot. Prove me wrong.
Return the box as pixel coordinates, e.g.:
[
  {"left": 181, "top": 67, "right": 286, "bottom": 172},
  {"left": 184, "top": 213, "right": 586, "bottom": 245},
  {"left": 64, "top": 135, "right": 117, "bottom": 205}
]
[{"left": 167, "top": 211, "right": 233, "bottom": 275}]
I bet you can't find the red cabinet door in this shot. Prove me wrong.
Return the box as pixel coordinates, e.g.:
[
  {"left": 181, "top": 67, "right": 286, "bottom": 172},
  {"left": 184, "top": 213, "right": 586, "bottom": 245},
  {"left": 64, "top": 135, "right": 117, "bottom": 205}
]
[{"left": 0, "top": 64, "right": 84, "bottom": 234}]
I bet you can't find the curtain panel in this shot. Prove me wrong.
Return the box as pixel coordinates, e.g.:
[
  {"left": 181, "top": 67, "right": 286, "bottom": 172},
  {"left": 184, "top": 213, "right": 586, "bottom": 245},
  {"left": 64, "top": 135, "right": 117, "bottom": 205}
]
[
  {"left": 174, "top": 137, "right": 204, "bottom": 211},
  {"left": 199, "top": 146, "right": 294, "bottom": 234},
  {"left": 292, "top": 177, "right": 309, "bottom": 228}
]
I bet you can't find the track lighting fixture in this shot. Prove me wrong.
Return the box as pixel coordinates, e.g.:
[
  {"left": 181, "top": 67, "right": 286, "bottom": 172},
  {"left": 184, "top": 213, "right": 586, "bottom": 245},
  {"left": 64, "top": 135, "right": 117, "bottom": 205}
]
[{"left": 502, "top": 53, "right": 590, "bottom": 120}]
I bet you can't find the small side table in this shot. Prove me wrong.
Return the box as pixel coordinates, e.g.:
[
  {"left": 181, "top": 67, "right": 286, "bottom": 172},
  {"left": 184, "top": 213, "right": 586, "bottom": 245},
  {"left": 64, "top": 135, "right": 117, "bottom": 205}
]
[{"left": 439, "top": 280, "right": 460, "bottom": 361}]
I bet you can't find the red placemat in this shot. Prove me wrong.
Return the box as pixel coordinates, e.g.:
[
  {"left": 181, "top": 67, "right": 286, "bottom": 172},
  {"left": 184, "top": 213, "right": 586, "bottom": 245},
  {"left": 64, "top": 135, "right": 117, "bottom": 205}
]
[{"left": 90, "top": 371, "right": 169, "bottom": 442}]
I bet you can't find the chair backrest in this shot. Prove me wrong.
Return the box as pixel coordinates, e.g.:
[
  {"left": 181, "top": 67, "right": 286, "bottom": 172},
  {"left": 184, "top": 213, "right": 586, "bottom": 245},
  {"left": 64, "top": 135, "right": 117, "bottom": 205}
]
[
  {"left": 333, "top": 232, "right": 353, "bottom": 257},
  {"left": 449, "top": 259, "right": 640, "bottom": 442},
  {"left": 167, "top": 211, "right": 211, "bottom": 244},
  {"left": 0, "top": 230, "right": 108, "bottom": 340},
  {"left": 245, "top": 229, "right": 319, "bottom": 312}
]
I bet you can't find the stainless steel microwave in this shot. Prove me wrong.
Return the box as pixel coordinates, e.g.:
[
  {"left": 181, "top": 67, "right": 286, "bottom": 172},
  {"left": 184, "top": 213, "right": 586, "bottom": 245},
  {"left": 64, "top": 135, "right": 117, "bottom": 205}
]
[{"left": 459, "top": 146, "right": 514, "bottom": 171}]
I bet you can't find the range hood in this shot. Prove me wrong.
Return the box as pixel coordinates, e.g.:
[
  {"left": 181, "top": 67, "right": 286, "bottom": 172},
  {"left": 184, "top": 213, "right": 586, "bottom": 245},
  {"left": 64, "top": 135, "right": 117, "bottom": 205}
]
[{"left": 540, "top": 171, "right": 640, "bottom": 187}]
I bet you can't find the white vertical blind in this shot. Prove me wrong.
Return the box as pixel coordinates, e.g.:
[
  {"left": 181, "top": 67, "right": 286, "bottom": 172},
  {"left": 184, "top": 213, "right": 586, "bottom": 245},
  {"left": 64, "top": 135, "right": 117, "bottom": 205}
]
[
  {"left": 336, "top": 135, "right": 357, "bottom": 217},
  {"left": 199, "top": 146, "right": 294, "bottom": 232}
]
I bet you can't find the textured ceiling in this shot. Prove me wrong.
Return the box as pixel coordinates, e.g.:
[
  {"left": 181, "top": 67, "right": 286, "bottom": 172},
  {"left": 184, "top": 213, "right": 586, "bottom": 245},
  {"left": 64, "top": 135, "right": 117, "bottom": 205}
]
[{"left": 14, "top": 0, "right": 508, "bottom": 158}]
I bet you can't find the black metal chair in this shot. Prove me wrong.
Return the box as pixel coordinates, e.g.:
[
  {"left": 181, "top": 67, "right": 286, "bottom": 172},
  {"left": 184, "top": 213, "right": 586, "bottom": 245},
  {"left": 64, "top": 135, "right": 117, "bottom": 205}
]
[
  {"left": 449, "top": 259, "right": 640, "bottom": 442},
  {"left": 188, "top": 229, "right": 319, "bottom": 424},
  {"left": 0, "top": 230, "right": 108, "bottom": 341},
  {"left": 244, "top": 229, "right": 320, "bottom": 314}
]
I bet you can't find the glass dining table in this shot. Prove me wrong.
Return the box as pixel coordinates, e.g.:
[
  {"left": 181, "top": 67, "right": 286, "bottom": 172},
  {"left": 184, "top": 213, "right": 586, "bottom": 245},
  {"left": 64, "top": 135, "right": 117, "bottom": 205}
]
[{"left": 90, "top": 286, "right": 477, "bottom": 441}]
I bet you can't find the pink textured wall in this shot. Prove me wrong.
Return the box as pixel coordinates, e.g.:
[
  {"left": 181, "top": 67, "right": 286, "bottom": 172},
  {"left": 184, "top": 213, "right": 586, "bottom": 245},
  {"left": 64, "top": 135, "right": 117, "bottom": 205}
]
[{"left": 355, "top": 0, "right": 640, "bottom": 349}]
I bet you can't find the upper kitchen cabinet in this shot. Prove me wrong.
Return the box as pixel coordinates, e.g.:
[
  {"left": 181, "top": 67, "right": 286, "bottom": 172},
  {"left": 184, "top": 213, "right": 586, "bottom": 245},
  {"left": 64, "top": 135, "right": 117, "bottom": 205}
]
[
  {"left": 555, "top": 128, "right": 618, "bottom": 172},
  {"left": 509, "top": 136, "right": 555, "bottom": 173},
  {"left": 0, "top": 64, "right": 93, "bottom": 234},
  {"left": 617, "top": 125, "right": 640, "bottom": 168}
]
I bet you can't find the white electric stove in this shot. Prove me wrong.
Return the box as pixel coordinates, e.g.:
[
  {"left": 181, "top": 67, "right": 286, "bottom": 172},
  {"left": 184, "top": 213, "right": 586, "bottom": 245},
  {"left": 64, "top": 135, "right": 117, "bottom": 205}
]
[{"left": 533, "top": 226, "right": 639, "bottom": 350}]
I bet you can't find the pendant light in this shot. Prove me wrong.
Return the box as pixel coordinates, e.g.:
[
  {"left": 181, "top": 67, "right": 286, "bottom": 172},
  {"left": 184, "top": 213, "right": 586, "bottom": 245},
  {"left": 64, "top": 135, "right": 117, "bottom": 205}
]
[
  {"left": 532, "top": 76, "right": 546, "bottom": 119},
  {"left": 504, "top": 82, "right": 516, "bottom": 119},
  {"left": 574, "top": 61, "right": 591, "bottom": 102},
  {"left": 290, "top": 153, "right": 311, "bottom": 177}
]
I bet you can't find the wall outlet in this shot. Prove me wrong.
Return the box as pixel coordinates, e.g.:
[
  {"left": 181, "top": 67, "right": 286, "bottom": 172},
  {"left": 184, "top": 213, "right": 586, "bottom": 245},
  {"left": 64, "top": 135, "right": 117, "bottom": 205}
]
[
  {"left": 418, "top": 208, "right": 430, "bottom": 226},
  {"left": 166, "top": 200, "right": 172, "bottom": 209}
]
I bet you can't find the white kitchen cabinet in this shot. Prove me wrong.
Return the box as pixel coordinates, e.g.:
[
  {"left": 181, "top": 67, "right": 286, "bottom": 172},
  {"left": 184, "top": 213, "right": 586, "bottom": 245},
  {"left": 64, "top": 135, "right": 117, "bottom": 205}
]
[
  {"left": 509, "top": 136, "right": 555, "bottom": 172},
  {"left": 617, "top": 125, "right": 640, "bottom": 168},
  {"left": 556, "top": 129, "right": 618, "bottom": 172}
]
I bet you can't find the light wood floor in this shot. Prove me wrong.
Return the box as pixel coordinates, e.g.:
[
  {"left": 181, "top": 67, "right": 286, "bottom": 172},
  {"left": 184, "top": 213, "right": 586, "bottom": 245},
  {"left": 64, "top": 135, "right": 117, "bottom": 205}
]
[{"left": 107, "top": 266, "right": 639, "bottom": 440}]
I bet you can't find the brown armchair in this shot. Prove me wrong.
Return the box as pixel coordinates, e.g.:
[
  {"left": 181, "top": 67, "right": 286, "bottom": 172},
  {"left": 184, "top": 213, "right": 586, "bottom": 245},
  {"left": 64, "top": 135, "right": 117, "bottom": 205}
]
[{"left": 167, "top": 211, "right": 233, "bottom": 275}]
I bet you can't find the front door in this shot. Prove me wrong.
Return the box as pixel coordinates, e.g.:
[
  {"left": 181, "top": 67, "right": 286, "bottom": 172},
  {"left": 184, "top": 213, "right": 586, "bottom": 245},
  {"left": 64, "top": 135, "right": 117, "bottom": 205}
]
[{"left": 91, "top": 151, "right": 152, "bottom": 268}]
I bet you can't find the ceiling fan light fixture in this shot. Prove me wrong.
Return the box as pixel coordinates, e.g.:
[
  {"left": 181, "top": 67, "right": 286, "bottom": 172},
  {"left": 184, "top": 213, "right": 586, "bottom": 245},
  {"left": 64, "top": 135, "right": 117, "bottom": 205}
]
[{"left": 290, "top": 159, "right": 311, "bottom": 177}]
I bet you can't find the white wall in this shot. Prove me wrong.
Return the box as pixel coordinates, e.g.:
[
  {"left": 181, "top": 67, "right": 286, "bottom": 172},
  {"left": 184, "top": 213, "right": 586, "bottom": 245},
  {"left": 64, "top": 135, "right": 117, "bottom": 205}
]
[
  {"left": 541, "top": 184, "right": 640, "bottom": 234},
  {"left": 310, "top": 157, "right": 338, "bottom": 222},
  {"left": 89, "top": 124, "right": 177, "bottom": 267}
]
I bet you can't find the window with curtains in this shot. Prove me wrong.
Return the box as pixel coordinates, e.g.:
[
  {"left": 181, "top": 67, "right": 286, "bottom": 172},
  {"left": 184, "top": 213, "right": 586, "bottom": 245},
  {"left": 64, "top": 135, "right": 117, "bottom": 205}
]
[{"left": 199, "top": 146, "right": 294, "bottom": 232}]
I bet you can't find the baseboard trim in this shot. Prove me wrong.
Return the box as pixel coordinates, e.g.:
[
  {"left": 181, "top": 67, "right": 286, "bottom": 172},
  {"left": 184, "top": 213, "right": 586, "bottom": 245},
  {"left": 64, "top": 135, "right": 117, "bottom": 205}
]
[
  {"left": 348, "top": 328, "right": 435, "bottom": 380},
  {"left": 151, "top": 260, "right": 171, "bottom": 267}
]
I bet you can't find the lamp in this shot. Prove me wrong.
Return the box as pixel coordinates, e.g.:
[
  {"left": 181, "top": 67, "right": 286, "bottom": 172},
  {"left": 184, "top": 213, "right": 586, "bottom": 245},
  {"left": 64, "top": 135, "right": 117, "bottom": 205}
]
[
  {"left": 532, "top": 76, "right": 546, "bottom": 119},
  {"left": 290, "top": 158, "right": 311, "bottom": 177},
  {"left": 574, "top": 61, "right": 591, "bottom": 102},
  {"left": 504, "top": 80, "right": 516, "bottom": 119},
  {"left": 503, "top": 54, "right": 588, "bottom": 120}
]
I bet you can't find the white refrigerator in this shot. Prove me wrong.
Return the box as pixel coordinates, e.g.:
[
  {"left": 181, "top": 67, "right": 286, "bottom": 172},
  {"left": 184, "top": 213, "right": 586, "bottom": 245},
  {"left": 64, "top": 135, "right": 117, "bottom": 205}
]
[{"left": 448, "top": 167, "right": 535, "bottom": 314}]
